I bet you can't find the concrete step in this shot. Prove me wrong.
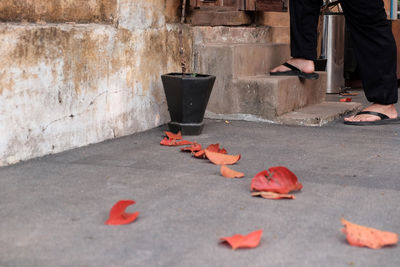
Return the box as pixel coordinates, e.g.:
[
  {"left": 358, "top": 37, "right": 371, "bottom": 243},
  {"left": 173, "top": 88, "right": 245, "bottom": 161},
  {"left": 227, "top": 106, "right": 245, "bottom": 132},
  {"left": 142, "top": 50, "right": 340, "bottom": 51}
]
[
  {"left": 256, "top": 12, "right": 290, "bottom": 27},
  {"left": 193, "top": 25, "right": 283, "bottom": 45},
  {"left": 194, "top": 43, "right": 290, "bottom": 79},
  {"left": 192, "top": 25, "right": 359, "bottom": 126},
  {"left": 205, "top": 74, "right": 327, "bottom": 121},
  {"left": 268, "top": 26, "right": 290, "bottom": 44},
  {"left": 255, "top": 12, "right": 290, "bottom": 43},
  {"left": 277, "top": 101, "right": 363, "bottom": 126}
]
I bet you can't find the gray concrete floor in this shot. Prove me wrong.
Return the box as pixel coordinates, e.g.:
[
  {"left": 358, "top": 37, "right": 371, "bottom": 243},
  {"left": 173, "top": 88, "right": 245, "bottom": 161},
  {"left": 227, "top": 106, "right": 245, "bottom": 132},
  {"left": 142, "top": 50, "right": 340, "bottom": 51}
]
[{"left": 1, "top": 90, "right": 400, "bottom": 267}]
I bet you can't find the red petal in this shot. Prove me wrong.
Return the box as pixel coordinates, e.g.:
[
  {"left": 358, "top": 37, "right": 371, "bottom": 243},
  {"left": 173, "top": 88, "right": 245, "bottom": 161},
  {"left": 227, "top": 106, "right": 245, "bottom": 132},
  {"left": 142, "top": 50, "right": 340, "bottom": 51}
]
[
  {"left": 341, "top": 218, "right": 398, "bottom": 249},
  {"left": 340, "top": 97, "right": 352, "bottom": 102},
  {"left": 250, "top": 166, "right": 303, "bottom": 194},
  {"left": 164, "top": 131, "right": 182, "bottom": 140},
  {"left": 206, "top": 144, "right": 227, "bottom": 154},
  {"left": 220, "top": 230, "right": 263, "bottom": 250},
  {"left": 220, "top": 165, "right": 245, "bottom": 178},
  {"left": 176, "top": 140, "right": 193, "bottom": 146},
  {"left": 180, "top": 143, "right": 202, "bottom": 152},
  {"left": 194, "top": 150, "right": 206, "bottom": 158},
  {"left": 205, "top": 149, "right": 241, "bottom": 165},
  {"left": 160, "top": 137, "right": 193, "bottom": 146},
  {"left": 105, "top": 200, "right": 139, "bottom": 225},
  {"left": 251, "top": 191, "right": 295, "bottom": 200},
  {"left": 194, "top": 144, "right": 227, "bottom": 159}
]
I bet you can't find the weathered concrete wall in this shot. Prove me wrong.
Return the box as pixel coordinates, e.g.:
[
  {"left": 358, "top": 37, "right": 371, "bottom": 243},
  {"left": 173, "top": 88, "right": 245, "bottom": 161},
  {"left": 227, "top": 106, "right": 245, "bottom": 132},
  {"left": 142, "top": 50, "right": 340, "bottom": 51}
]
[
  {"left": 0, "top": 0, "right": 118, "bottom": 23},
  {"left": 0, "top": 0, "right": 191, "bottom": 166}
]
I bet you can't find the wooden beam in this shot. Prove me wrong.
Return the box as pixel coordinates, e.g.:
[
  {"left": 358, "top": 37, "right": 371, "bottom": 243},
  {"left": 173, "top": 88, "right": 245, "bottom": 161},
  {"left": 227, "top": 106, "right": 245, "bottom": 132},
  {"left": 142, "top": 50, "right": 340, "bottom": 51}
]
[{"left": 256, "top": 0, "right": 287, "bottom": 12}]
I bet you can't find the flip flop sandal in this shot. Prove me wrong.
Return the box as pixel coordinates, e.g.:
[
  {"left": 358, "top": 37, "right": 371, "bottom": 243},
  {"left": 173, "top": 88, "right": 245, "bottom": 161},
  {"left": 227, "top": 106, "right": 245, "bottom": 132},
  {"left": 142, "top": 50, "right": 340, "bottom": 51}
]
[
  {"left": 343, "top": 111, "right": 400, "bottom": 126},
  {"left": 270, "top": 62, "right": 319, "bottom": 80}
]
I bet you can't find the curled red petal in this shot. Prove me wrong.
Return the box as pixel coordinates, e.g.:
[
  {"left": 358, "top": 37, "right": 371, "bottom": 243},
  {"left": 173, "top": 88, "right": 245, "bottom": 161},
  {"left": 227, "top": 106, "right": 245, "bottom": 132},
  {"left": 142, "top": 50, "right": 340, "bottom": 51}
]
[
  {"left": 105, "top": 200, "right": 139, "bottom": 225},
  {"left": 164, "top": 131, "right": 182, "bottom": 140},
  {"left": 194, "top": 150, "right": 206, "bottom": 158},
  {"left": 160, "top": 137, "right": 193, "bottom": 146},
  {"left": 205, "top": 149, "right": 241, "bottom": 165},
  {"left": 176, "top": 140, "right": 193, "bottom": 146},
  {"left": 251, "top": 191, "right": 295, "bottom": 200},
  {"left": 206, "top": 144, "right": 227, "bottom": 154},
  {"left": 220, "top": 165, "right": 244, "bottom": 178},
  {"left": 340, "top": 97, "right": 352, "bottom": 102},
  {"left": 220, "top": 230, "right": 263, "bottom": 250},
  {"left": 180, "top": 143, "right": 202, "bottom": 152},
  {"left": 250, "top": 166, "right": 303, "bottom": 194}
]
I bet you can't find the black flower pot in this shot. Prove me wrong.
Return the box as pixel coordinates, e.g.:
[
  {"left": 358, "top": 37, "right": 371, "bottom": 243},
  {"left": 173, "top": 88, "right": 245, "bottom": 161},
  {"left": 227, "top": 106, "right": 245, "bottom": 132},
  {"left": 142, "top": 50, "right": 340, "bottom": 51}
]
[{"left": 161, "top": 73, "right": 216, "bottom": 135}]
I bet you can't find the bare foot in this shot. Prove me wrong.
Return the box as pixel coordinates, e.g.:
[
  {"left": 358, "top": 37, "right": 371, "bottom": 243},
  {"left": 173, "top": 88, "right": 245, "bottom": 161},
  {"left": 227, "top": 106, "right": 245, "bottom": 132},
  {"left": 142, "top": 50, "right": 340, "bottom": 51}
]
[
  {"left": 344, "top": 104, "right": 398, "bottom": 122},
  {"left": 270, "top": 58, "right": 315, "bottom": 74}
]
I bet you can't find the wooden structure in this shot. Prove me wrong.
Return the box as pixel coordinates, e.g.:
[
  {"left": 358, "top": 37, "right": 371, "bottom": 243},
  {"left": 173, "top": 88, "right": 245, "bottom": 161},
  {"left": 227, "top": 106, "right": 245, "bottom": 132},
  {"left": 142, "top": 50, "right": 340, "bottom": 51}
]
[
  {"left": 187, "top": 0, "right": 287, "bottom": 26},
  {"left": 189, "top": 0, "right": 287, "bottom": 11}
]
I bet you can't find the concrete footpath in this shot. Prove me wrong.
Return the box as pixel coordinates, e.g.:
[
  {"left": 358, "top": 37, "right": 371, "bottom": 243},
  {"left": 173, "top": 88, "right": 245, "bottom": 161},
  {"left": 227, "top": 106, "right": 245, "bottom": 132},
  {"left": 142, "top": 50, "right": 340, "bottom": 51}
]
[{"left": 1, "top": 94, "right": 400, "bottom": 267}]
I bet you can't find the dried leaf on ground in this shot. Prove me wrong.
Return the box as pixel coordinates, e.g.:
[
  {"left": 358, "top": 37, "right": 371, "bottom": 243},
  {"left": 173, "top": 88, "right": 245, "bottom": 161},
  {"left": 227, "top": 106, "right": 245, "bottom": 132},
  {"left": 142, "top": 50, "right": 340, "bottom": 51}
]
[
  {"left": 180, "top": 143, "right": 202, "bottom": 152},
  {"left": 341, "top": 218, "right": 398, "bottom": 249},
  {"left": 251, "top": 166, "right": 303, "bottom": 194},
  {"left": 220, "top": 230, "right": 263, "bottom": 250},
  {"left": 205, "top": 149, "right": 241, "bottom": 165},
  {"left": 160, "top": 137, "right": 193, "bottom": 146},
  {"left": 340, "top": 97, "right": 352, "bottom": 102},
  {"left": 105, "top": 200, "right": 139, "bottom": 225},
  {"left": 220, "top": 165, "right": 244, "bottom": 178},
  {"left": 251, "top": 191, "right": 295, "bottom": 199},
  {"left": 164, "top": 131, "right": 182, "bottom": 140}
]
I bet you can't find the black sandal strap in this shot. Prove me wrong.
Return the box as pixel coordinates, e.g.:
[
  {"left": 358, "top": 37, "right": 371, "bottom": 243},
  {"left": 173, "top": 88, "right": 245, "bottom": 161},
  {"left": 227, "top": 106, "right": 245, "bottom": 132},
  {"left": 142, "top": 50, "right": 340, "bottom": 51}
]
[
  {"left": 355, "top": 111, "right": 389, "bottom": 120},
  {"left": 283, "top": 62, "right": 300, "bottom": 72}
]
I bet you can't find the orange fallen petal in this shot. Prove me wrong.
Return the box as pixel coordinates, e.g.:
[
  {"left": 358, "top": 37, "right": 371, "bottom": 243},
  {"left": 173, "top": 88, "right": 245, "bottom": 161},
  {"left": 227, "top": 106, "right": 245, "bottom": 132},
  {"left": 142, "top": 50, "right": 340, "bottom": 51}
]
[
  {"left": 340, "top": 97, "right": 352, "bottom": 102},
  {"left": 180, "top": 143, "right": 202, "bottom": 152},
  {"left": 251, "top": 166, "right": 302, "bottom": 194},
  {"left": 105, "top": 200, "right": 139, "bottom": 225},
  {"left": 194, "top": 150, "right": 206, "bottom": 158},
  {"left": 341, "top": 218, "right": 398, "bottom": 249},
  {"left": 164, "top": 131, "right": 182, "bottom": 140},
  {"left": 205, "top": 149, "right": 241, "bottom": 165},
  {"left": 251, "top": 191, "right": 295, "bottom": 200},
  {"left": 160, "top": 137, "right": 193, "bottom": 146},
  {"left": 194, "top": 144, "right": 228, "bottom": 159},
  {"left": 176, "top": 140, "right": 193, "bottom": 146},
  {"left": 220, "top": 230, "right": 263, "bottom": 250},
  {"left": 220, "top": 165, "right": 244, "bottom": 178},
  {"left": 206, "top": 144, "right": 227, "bottom": 154}
]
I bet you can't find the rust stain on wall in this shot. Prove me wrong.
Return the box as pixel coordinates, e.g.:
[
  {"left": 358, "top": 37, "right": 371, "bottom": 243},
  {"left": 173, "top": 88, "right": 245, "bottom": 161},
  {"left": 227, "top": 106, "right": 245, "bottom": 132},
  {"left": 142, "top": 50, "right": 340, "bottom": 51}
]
[
  {"left": 111, "top": 28, "right": 137, "bottom": 88},
  {"left": 0, "top": 0, "right": 117, "bottom": 23},
  {"left": 164, "top": 0, "right": 181, "bottom": 23},
  {"left": 0, "top": 72, "right": 15, "bottom": 94},
  {"left": 6, "top": 26, "right": 114, "bottom": 94},
  {"left": 137, "top": 25, "right": 193, "bottom": 100}
]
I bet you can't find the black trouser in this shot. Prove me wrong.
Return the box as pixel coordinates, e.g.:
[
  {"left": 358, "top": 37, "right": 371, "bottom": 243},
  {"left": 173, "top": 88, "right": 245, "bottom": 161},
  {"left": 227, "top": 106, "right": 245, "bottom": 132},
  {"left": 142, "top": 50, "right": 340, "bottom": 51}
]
[{"left": 290, "top": 0, "right": 398, "bottom": 105}]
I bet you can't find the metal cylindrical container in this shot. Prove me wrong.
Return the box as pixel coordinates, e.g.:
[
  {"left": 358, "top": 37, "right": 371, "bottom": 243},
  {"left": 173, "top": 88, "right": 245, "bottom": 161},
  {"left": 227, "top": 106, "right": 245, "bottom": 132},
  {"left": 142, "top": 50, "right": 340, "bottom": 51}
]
[{"left": 321, "top": 13, "right": 345, "bottom": 93}]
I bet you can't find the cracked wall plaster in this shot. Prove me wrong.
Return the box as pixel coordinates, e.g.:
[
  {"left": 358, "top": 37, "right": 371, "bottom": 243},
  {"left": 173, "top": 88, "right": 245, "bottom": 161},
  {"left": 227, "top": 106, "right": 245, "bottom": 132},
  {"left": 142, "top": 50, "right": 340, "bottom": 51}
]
[{"left": 0, "top": 0, "right": 192, "bottom": 166}]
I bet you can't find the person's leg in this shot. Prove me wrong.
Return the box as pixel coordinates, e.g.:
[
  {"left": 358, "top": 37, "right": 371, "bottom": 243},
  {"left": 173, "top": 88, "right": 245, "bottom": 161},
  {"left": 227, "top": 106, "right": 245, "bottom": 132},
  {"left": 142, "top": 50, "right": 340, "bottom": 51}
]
[
  {"left": 340, "top": 0, "right": 398, "bottom": 122},
  {"left": 271, "top": 0, "right": 323, "bottom": 74}
]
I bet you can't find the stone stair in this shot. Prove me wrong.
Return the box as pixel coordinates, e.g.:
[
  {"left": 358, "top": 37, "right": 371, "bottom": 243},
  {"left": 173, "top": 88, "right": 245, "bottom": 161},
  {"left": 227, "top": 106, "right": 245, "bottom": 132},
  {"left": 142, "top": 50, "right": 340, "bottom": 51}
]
[{"left": 192, "top": 25, "right": 362, "bottom": 126}]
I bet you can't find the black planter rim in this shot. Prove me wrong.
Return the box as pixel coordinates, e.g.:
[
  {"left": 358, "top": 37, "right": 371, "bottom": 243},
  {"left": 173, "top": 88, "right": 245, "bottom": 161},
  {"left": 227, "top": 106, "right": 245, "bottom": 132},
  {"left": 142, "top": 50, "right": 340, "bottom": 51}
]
[{"left": 162, "top": 73, "right": 215, "bottom": 80}]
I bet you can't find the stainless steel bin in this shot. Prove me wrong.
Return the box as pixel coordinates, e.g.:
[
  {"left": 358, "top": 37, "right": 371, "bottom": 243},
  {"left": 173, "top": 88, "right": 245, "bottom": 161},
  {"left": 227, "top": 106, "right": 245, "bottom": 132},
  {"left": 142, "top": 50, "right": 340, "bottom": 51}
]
[{"left": 320, "top": 13, "right": 345, "bottom": 93}]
